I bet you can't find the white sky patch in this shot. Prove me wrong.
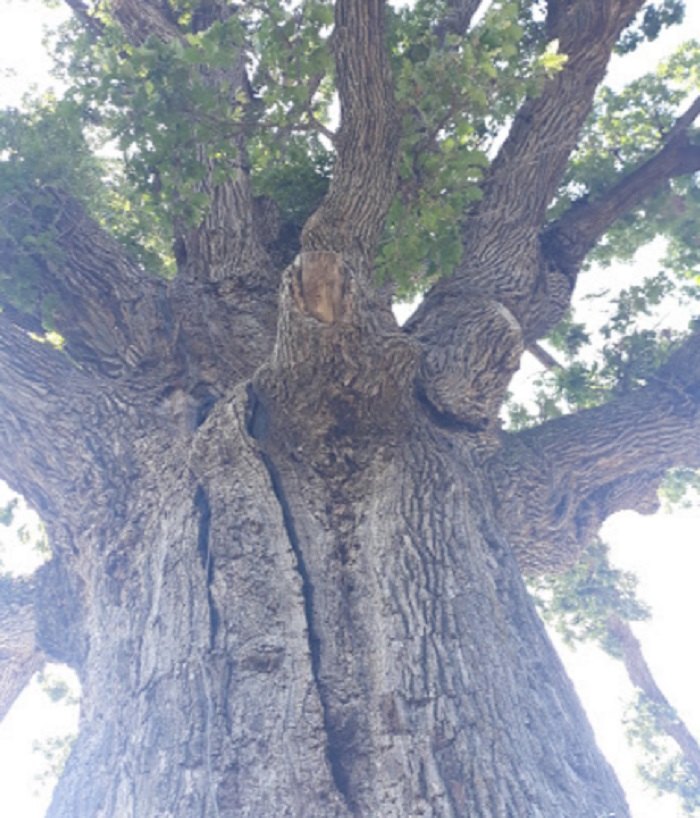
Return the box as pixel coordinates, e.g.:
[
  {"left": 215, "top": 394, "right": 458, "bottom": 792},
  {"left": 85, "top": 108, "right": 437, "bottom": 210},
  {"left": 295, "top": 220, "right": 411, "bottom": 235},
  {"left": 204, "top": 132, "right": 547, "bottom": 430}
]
[{"left": 0, "top": 2, "right": 69, "bottom": 108}]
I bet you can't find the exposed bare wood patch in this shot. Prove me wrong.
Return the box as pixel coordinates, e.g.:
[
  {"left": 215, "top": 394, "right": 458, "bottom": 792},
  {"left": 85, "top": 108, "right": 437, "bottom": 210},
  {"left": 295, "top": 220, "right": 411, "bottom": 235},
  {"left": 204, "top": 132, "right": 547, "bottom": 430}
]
[{"left": 293, "top": 252, "right": 349, "bottom": 324}]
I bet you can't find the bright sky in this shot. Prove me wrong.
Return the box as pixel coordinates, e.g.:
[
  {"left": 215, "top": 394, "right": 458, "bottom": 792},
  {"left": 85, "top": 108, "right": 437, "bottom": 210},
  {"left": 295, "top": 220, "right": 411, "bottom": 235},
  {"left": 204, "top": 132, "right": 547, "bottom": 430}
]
[{"left": 0, "top": 2, "right": 699, "bottom": 817}]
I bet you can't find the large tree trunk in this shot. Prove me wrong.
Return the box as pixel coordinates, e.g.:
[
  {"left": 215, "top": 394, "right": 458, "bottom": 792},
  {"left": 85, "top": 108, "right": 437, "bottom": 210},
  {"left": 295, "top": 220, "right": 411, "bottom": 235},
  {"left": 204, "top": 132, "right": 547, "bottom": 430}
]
[{"left": 41, "top": 381, "right": 629, "bottom": 817}]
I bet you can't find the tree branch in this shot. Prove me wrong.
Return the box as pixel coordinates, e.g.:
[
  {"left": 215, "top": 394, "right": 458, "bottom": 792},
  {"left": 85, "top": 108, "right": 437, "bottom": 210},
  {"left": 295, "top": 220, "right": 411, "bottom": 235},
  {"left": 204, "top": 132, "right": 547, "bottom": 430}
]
[
  {"left": 434, "top": 0, "right": 484, "bottom": 44},
  {"left": 543, "top": 96, "right": 700, "bottom": 278},
  {"left": 606, "top": 614, "right": 700, "bottom": 781},
  {"left": 0, "top": 576, "right": 44, "bottom": 724},
  {"left": 108, "top": 0, "right": 183, "bottom": 45},
  {"left": 263, "top": 0, "right": 407, "bottom": 406},
  {"left": 488, "top": 328, "right": 700, "bottom": 573},
  {"left": 63, "top": 0, "right": 105, "bottom": 37},
  {"left": 1, "top": 187, "right": 170, "bottom": 378},
  {"left": 528, "top": 341, "right": 564, "bottom": 370},
  {"left": 301, "top": 0, "right": 400, "bottom": 264},
  {"left": 459, "top": 0, "right": 644, "bottom": 275},
  {"left": 403, "top": 1, "right": 661, "bottom": 429},
  {"left": 0, "top": 314, "right": 104, "bottom": 519}
]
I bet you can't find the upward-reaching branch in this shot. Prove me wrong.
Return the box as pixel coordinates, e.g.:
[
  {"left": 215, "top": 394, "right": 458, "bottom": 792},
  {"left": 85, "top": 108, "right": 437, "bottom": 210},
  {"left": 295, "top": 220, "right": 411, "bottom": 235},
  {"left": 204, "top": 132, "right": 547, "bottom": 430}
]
[
  {"left": 448, "top": 0, "right": 644, "bottom": 300},
  {"left": 301, "top": 0, "right": 399, "bottom": 264},
  {"left": 469, "top": 0, "right": 644, "bottom": 251},
  {"left": 254, "top": 1, "right": 414, "bottom": 447},
  {"left": 543, "top": 96, "right": 700, "bottom": 277},
  {"left": 403, "top": 1, "right": 677, "bottom": 429}
]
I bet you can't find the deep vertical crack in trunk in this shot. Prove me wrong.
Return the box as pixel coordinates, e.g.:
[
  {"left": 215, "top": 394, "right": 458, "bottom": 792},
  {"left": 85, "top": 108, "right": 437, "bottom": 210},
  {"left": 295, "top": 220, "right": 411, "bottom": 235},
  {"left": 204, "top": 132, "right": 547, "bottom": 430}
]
[
  {"left": 245, "top": 384, "right": 355, "bottom": 812},
  {"left": 195, "top": 485, "right": 219, "bottom": 647}
]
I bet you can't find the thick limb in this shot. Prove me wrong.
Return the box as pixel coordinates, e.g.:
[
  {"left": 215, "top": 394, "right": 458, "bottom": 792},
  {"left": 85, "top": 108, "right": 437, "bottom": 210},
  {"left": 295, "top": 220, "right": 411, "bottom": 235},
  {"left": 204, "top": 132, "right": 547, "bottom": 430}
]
[
  {"left": 1, "top": 188, "right": 170, "bottom": 378},
  {"left": 488, "top": 330, "right": 700, "bottom": 572},
  {"left": 405, "top": 3, "right": 697, "bottom": 429}
]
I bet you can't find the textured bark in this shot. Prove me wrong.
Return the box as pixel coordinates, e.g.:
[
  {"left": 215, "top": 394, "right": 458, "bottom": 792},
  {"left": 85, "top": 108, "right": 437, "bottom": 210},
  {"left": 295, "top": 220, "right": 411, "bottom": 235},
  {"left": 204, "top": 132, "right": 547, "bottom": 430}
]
[
  {"left": 407, "top": 0, "right": 645, "bottom": 427},
  {"left": 489, "top": 327, "right": 700, "bottom": 572},
  {"left": 2, "top": 0, "right": 700, "bottom": 815},
  {"left": 0, "top": 576, "right": 44, "bottom": 722},
  {"left": 36, "top": 385, "right": 632, "bottom": 818},
  {"left": 301, "top": 0, "right": 400, "bottom": 263}
]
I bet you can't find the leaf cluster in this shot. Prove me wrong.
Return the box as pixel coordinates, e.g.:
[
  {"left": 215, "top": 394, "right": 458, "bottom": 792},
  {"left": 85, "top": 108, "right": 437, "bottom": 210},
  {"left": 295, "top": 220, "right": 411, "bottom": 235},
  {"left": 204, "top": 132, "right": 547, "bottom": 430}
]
[
  {"left": 531, "top": 538, "right": 650, "bottom": 655},
  {"left": 616, "top": 0, "right": 685, "bottom": 55},
  {"left": 0, "top": 489, "right": 49, "bottom": 577},
  {"left": 555, "top": 41, "right": 700, "bottom": 276},
  {"left": 381, "top": 0, "right": 566, "bottom": 293},
  {"left": 61, "top": 14, "right": 251, "bottom": 222},
  {"left": 506, "top": 267, "right": 694, "bottom": 429},
  {"left": 624, "top": 693, "right": 700, "bottom": 815}
]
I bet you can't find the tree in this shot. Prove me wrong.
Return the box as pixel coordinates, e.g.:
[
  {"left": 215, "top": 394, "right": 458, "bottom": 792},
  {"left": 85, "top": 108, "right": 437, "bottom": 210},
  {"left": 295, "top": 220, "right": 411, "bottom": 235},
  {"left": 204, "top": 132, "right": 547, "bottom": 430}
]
[{"left": 1, "top": 0, "right": 699, "bottom": 815}]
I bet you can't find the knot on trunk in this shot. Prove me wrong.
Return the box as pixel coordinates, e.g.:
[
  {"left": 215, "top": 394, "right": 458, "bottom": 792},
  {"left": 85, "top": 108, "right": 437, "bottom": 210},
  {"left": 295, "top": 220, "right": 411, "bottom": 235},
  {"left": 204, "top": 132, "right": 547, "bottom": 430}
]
[
  {"left": 413, "top": 294, "right": 524, "bottom": 431},
  {"left": 251, "top": 257, "right": 419, "bottom": 469}
]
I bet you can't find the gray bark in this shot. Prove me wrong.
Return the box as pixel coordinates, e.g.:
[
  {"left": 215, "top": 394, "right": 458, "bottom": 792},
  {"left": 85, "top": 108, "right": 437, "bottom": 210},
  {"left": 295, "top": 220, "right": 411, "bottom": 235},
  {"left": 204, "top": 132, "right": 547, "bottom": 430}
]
[
  {"left": 2, "top": 0, "right": 700, "bottom": 815},
  {"left": 40, "top": 385, "right": 630, "bottom": 817}
]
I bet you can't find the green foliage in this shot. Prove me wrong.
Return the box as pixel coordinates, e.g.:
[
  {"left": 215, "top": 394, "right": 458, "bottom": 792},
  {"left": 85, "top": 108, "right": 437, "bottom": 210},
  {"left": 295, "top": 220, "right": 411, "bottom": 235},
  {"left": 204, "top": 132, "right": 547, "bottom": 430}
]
[
  {"left": 0, "top": 99, "right": 96, "bottom": 323},
  {"left": 61, "top": 14, "right": 249, "bottom": 224},
  {"left": 32, "top": 733, "right": 76, "bottom": 794},
  {"left": 659, "top": 467, "right": 700, "bottom": 509},
  {"left": 617, "top": 0, "right": 685, "bottom": 55},
  {"left": 505, "top": 267, "right": 692, "bottom": 430},
  {"left": 32, "top": 666, "right": 80, "bottom": 798},
  {"left": 532, "top": 538, "right": 650, "bottom": 655},
  {"left": 37, "top": 667, "right": 80, "bottom": 706},
  {"left": 380, "top": 0, "right": 547, "bottom": 293},
  {"left": 624, "top": 693, "right": 700, "bottom": 815},
  {"left": 556, "top": 41, "right": 700, "bottom": 276},
  {"left": 0, "top": 497, "right": 19, "bottom": 527},
  {"left": 250, "top": 138, "right": 331, "bottom": 230},
  {"left": 0, "top": 99, "right": 174, "bottom": 323},
  {"left": 251, "top": 0, "right": 334, "bottom": 130}
]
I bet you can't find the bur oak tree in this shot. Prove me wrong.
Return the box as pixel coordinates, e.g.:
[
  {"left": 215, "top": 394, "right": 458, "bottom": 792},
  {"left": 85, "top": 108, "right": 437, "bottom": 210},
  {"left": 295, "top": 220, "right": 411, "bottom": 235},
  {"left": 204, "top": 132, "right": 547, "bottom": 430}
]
[{"left": 1, "top": 0, "right": 699, "bottom": 815}]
